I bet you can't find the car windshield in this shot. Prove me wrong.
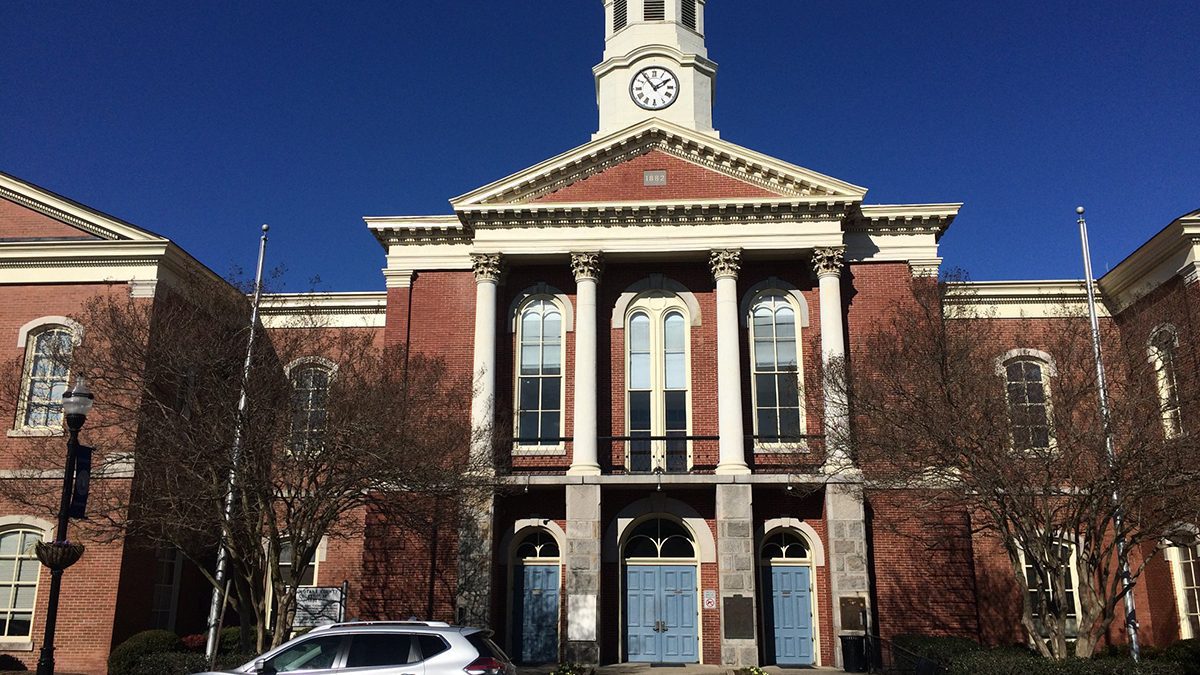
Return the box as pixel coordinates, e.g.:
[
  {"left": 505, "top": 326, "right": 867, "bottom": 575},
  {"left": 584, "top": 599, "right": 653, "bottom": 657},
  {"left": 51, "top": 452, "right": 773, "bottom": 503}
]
[{"left": 267, "top": 635, "right": 342, "bottom": 672}]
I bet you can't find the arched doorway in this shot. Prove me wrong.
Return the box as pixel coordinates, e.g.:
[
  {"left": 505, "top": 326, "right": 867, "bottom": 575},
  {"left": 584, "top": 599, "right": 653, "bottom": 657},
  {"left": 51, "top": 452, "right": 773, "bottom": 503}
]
[
  {"left": 760, "top": 529, "right": 817, "bottom": 665},
  {"left": 512, "top": 528, "right": 561, "bottom": 664},
  {"left": 623, "top": 517, "right": 699, "bottom": 663}
]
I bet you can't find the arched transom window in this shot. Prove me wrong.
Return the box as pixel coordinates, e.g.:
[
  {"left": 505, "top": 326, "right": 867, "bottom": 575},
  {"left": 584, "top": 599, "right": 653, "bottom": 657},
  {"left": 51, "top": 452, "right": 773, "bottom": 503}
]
[
  {"left": 0, "top": 528, "right": 43, "bottom": 638},
  {"left": 19, "top": 326, "right": 74, "bottom": 429},
  {"left": 1003, "top": 357, "right": 1053, "bottom": 451},
  {"left": 290, "top": 364, "right": 332, "bottom": 454},
  {"left": 515, "top": 529, "right": 561, "bottom": 561},
  {"left": 626, "top": 293, "right": 690, "bottom": 473},
  {"left": 624, "top": 518, "right": 695, "bottom": 560},
  {"left": 750, "top": 293, "right": 804, "bottom": 446},
  {"left": 761, "top": 531, "right": 811, "bottom": 562},
  {"left": 1149, "top": 327, "right": 1183, "bottom": 439},
  {"left": 516, "top": 298, "right": 563, "bottom": 447}
]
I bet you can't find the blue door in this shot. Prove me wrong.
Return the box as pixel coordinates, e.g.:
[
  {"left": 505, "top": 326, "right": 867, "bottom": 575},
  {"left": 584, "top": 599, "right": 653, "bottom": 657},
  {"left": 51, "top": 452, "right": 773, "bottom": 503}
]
[
  {"left": 626, "top": 565, "right": 698, "bottom": 663},
  {"left": 517, "top": 564, "right": 560, "bottom": 663},
  {"left": 767, "top": 565, "right": 815, "bottom": 665}
]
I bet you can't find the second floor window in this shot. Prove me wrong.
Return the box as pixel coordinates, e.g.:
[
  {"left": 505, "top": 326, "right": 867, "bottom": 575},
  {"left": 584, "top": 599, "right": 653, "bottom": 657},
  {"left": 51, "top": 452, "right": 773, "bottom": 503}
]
[
  {"left": 20, "top": 326, "right": 74, "bottom": 429},
  {"left": 516, "top": 299, "right": 563, "bottom": 447},
  {"left": 626, "top": 293, "right": 690, "bottom": 473},
  {"left": 1149, "top": 326, "right": 1183, "bottom": 438},
  {"left": 750, "top": 293, "right": 803, "bottom": 446},
  {"left": 1004, "top": 357, "right": 1053, "bottom": 451},
  {"left": 290, "top": 364, "right": 332, "bottom": 453}
]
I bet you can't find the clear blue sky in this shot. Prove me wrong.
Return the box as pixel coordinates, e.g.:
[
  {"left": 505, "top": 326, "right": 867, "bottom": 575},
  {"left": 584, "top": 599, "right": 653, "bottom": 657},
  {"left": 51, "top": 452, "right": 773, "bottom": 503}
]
[{"left": 2, "top": 1, "right": 1197, "bottom": 291}]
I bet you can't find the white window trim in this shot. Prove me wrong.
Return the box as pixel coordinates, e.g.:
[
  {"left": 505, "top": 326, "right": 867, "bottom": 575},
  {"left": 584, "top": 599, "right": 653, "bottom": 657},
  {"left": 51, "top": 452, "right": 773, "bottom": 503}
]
[
  {"left": 512, "top": 294, "right": 568, "bottom": 457},
  {"left": 284, "top": 355, "right": 339, "bottom": 379},
  {"left": 0, "top": 522, "right": 48, "bottom": 645},
  {"left": 12, "top": 320, "right": 82, "bottom": 435},
  {"left": 611, "top": 275, "right": 701, "bottom": 328},
  {"left": 624, "top": 292, "right": 693, "bottom": 473},
  {"left": 1016, "top": 539, "right": 1083, "bottom": 639},
  {"left": 746, "top": 289, "right": 808, "bottom": 453},
  {"left": 1147, "top": 325, "right": 1183, "bottom": 439},
  {"left": 997, "top": 349, "right": 1058, "bottom": 452},
  {"left": 1164, "top": 540, "right": 1199, "bottom": 639}
]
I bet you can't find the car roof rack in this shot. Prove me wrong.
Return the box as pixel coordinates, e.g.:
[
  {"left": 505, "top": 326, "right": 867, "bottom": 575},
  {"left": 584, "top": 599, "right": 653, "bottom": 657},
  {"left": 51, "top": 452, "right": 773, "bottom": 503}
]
[{"left": 326, "top": 620, "right": 453, "bottom": 628}]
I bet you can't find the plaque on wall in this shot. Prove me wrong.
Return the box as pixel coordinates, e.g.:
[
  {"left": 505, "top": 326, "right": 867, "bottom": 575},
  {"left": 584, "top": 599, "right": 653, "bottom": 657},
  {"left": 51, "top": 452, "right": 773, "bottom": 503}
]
[
  {"left": 722, "top": 596, "right": 754, "bottom": 639},
  {"left": 840, "top": 596, "right": 868, "bottom": 631}
]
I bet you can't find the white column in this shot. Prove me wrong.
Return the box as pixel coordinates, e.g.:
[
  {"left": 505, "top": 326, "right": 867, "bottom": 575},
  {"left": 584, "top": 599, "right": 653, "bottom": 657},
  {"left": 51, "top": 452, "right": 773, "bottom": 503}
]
[
  {"left": 568, "top": 253, "right": 603, "bottom": 476},
  {"left": 813, "top": 247, "right": 853, "bottom": 472},
  {"left": 711, "top": 249, "right": 750, "bottom": 475},
  {"left": 470, "top": 253, "right": 502, "bottom": 471}
]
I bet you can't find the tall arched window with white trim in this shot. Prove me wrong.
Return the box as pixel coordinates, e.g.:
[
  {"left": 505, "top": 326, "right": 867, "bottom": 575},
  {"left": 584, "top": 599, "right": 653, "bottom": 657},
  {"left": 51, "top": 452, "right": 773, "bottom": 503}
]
[
  {"left": 18, "top": 325, "right": 74, "bottom": 430},
  {"left": 1149, "top": 326, "right": 1183, "bottom": 438},
  {"left": 1003, "top": 356, "right": 1054, "bottom": 451},
  {"left": 290, "top": 363, "right": 333, "bottom": 454},
  {"left": 0, "top": 528, "right": 43, "bottom": 638},
  {"left": 516, "top": 298, "right": 563, "bottom": 447},
  {"left": 626, "top": 293, "right": 690, "bottom": 473},
  {"left": 750, "top": 292, "right": 803, "bottom": 446}
]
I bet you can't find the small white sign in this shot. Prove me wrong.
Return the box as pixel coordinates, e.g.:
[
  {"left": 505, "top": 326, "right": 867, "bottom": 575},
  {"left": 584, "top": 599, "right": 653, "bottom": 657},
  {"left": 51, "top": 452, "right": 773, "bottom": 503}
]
[
  {"left": 294, "top": 587, "right": 344, "bottom": 627},
  {"left": 703, "top": 590, "right": 717, "bottom": 609}
]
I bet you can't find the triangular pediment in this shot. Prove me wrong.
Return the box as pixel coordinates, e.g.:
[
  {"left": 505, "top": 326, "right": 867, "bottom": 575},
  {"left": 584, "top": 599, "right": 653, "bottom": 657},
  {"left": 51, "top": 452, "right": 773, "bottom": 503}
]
[
  {"left": 451, "top": 118, "right": 867, "bottom": 209},
  {"left": 0, "top": 171, "right": 167, "bottom": 242}
]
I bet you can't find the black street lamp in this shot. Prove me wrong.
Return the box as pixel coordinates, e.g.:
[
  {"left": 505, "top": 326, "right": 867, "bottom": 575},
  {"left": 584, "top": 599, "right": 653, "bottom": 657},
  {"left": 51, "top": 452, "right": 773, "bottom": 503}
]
[{"left": 34, "top": 377, "right": 93, "bottom": 675}]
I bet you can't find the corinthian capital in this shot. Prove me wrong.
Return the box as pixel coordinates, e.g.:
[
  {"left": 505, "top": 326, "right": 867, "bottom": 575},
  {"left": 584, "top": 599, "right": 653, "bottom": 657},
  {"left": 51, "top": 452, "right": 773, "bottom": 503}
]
[
  {"left": 570, "top": 252, "right": 604, "bottom": 282},
  {"left": 471, "top": 253, "right": 503, "bottom": 283},
  {"left": 709, "top": 248, "right": 742, "bottom": 280},
  {"left": 811, "top": 247, "right": 845, "bottom": 278}
]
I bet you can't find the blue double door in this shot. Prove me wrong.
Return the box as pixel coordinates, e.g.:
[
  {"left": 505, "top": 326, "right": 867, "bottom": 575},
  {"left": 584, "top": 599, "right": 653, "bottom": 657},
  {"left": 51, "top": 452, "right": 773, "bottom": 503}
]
[
  {"left": 626, "top": 565, "right": 698, "bottom": 663},
  {"left": 764, "top": 565, "right": 815, "bottom": 665},
  {"left": 515, "top": 564, "right": 560, "bottom": 663}
]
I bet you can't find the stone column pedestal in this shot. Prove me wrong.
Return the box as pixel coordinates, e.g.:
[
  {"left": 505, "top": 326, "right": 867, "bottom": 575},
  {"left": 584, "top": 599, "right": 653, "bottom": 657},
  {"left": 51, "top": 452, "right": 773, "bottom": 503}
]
[
  {"left": 825, "top": 482, "right": 871, "bottom": 668},
  {"left": 564, "top": 485, "right": 602, "bottom": 663},
  {"left": 716, "top": 484, "right": 757, "bottom": 666}
]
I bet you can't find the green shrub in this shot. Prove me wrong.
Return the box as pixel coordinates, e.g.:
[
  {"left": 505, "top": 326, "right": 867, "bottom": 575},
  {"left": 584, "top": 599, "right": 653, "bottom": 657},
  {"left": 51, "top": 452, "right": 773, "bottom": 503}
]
[
  {"left": 1155, "top": 639, "right": 1200, "bottom": 675},
  {"left": 108, "top": 630, "right": 183, "bottom": 675},
  {"left": 552, "top": 664, "right": 594, "bottom": 675},
  {"left": 893, "top": 634, "right": 983, "bottom": 670},
  {"left": 0, "top": 654, "right": 28, "bottom": 671},
  {"left": 217, "top": 627, "right": 243, "bottom": 656},
  {"left": 129, "top": 652, "right": 208, "bottom": 675}
]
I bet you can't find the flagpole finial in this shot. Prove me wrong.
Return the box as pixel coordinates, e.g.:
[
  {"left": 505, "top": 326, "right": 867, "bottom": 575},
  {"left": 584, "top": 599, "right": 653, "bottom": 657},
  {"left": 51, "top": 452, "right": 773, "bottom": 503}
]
[
  {"left": 261, "top": 223, "right": 269, "bottom": 233},
  {"left": 1076, "top": 206, "right": 1085, "bottom": 215}
]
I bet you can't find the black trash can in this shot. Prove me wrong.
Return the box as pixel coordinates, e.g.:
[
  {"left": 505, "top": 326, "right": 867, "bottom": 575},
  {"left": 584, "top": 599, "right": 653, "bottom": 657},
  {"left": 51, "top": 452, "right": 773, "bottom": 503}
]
[{"left": 840, "top": 634, "right": 868, "bottom": 672}]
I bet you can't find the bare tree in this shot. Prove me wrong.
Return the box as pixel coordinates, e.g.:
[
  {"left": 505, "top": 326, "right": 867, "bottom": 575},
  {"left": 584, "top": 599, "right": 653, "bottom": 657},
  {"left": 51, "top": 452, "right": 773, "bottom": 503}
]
[
  {"left": 829, "top": 275, "right": 1200, "bottom": 658},
  {"left": 0, "top": 276, "right": 488, "bottom": 650}
]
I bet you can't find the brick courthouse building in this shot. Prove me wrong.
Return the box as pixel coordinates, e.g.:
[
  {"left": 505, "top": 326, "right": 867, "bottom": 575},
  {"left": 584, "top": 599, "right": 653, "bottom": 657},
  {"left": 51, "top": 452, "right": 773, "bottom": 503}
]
[{"left": 1, "top": 1, "right": 1199, "bottom": 671}]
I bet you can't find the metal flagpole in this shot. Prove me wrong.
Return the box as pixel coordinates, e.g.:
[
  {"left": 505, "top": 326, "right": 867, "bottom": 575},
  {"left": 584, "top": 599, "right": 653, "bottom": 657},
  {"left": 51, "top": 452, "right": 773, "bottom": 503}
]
[
  {"left": 205, "top": 224, "right": 270, "bottom": 661},
  {"left": 1076, "top": 206, "right": 1140, "bottom": 661}
]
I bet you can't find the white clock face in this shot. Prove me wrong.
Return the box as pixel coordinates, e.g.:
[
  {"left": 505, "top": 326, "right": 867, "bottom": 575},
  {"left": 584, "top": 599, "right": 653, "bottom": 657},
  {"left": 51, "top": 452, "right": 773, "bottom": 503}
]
[{"left": 630, "top": 67, "right": 679, "bottom": 111}]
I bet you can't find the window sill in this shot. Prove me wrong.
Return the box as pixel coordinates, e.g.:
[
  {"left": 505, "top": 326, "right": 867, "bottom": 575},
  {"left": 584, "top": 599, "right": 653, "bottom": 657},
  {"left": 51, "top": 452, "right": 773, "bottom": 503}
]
[
  {"left": 754, "top": 442, "right": 810, "bottom": 454},
  {"left": 0, "top": 639, "right": 33, "bottom": 652},
  {"left": 511, "top": 444, "right": 567, "bottom": 458},
  {"left": 7, "top": 428, "right": 62, "bottom": 438}
]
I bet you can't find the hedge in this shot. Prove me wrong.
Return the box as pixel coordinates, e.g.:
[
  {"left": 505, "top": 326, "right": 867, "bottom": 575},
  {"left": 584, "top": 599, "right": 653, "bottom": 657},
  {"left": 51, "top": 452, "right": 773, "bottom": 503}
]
[{"left": 108, "top": 631, "right": 184, "bottom": 675}]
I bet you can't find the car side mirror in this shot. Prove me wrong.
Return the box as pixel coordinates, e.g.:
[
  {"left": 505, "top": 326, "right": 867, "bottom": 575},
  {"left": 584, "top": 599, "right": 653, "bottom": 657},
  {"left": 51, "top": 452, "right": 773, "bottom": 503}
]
[{"left": 254, "top": 659, "right": 275, "bottom": 675}]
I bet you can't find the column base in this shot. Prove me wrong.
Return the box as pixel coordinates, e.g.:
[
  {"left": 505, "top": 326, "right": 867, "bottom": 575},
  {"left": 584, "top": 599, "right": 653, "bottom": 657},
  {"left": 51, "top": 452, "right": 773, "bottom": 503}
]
[
  {"left": 715, "top": 462, "right": 751, "bottom": 475},
  {"left": 564, "top": 640, "right": 599, "bottom": 665},
  {"left": 565, "top": 463, "right": 602, "bottom": 476}
]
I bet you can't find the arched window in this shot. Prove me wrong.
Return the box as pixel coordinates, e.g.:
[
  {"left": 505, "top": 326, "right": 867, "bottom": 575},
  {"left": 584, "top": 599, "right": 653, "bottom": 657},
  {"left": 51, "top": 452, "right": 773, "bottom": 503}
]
[
  {"left": 17, "top": 325, "right": 75, "bottom": 430},
  {"left": 613, "top": 0, "right": 628, "bottom": 32},
  {"left": 761, "top": 530, "right": 810, "bottom": 561},
  {"left": 0, "top": 528, "right": 43, "bottom": 638},
  {"left": 750, "top": 293, "right": 803, "bottom": 446},
  {"left": 1149, "top": 326, "right": 1183, "bottom": 438},
  {"left": 624, "top": 519, "right": 695, "bottom": 560},
  {"left": 516, "top": 298, "right": 563, "bottom": 447},
  {"left": 1002, "top": 355, "right": 1054, "bottom": 451},
  {"left": 290, "top": 363, "right": 333, "bottom": 454},
  {"left": 515, "top": 529, "right": 561, "bottom": 561},
  {"left": 626, "top": 293, "right": 690, "bottom": 473}
]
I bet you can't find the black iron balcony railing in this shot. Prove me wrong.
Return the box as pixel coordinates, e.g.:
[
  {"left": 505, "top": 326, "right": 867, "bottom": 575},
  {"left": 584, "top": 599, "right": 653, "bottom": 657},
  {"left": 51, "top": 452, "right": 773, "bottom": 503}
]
[{"left": 505, "top": 433, "right": 825, "bottom": 474}]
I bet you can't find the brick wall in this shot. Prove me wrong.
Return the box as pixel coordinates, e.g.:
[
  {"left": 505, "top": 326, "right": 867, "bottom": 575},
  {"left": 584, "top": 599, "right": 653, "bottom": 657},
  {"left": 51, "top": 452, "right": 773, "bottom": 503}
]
[
  {"left": 0, "top": 198, "right": 99, "bottom": 240},
  {"left": 533, "top": 150, "right": 781, "bottom": 203}
]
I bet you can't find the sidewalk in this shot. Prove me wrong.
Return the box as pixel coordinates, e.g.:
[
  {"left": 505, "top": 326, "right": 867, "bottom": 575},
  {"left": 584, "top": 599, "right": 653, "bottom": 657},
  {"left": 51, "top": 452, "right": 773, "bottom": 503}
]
[{"left": 517, "top": 665, "right": 841, "bottom": 675}]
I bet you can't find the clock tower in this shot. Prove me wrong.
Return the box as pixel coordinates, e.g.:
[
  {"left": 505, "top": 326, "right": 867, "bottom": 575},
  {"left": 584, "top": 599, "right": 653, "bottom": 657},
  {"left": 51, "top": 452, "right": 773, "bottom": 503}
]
[{"left": 594, "top": 0, "right": 718, "bottom": 138}]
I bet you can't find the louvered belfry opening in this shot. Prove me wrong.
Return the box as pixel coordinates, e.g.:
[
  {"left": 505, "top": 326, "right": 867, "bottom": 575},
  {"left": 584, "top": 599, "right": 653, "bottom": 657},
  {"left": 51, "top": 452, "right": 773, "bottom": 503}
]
[
  {"left": 614, "top": 0, "right": 628, "bottom": 31},
  {"left": 644, "top": 0, "right": 665, "bottom": 21},
  {"left": 681, "top": 0, "right": 697, "bottom": 30}
]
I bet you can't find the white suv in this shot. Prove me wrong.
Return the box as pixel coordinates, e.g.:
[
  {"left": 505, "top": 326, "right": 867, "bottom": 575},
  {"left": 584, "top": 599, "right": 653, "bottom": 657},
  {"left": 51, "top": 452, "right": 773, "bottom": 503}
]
[{"left": 201, "top": 621, "right": 516, "bottom": 675}]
